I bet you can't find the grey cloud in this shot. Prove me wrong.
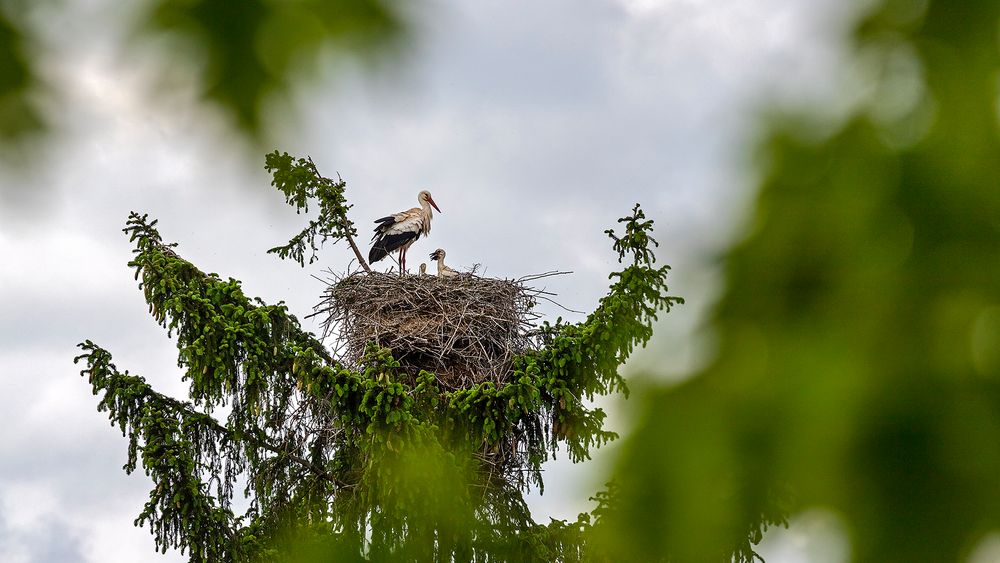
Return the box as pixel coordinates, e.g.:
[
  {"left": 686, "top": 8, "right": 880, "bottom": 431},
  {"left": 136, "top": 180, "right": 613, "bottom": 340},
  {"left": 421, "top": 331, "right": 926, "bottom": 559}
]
[{"left": 0, "top": 506, "right": 86, "bottom": 563}]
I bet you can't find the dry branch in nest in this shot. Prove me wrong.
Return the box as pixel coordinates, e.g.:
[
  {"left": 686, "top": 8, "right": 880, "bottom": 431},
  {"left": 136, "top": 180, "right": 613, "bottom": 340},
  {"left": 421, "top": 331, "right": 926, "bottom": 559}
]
[{"left": 316, "top": 271, "right": 564, "bottom": 389}]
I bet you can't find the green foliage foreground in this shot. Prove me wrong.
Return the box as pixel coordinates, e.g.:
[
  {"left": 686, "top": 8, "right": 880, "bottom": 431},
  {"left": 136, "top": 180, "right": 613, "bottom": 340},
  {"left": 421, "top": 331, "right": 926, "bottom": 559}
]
[
  {"left": 75, "top": 162, "right": 684, "bottom": 561},
  {"left": 600, "top": 2, "right": 1000, "bottom": 562}
]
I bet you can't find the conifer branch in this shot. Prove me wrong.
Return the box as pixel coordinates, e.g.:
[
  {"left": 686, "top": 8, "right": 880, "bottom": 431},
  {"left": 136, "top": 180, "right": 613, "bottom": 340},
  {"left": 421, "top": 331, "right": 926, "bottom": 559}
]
[
  {"left": 75, "top": 341, "right": 344, "bottom": 488},
  {"left": 305, "top": 158, "right": 372, "bottom": 274},
  {"left": 264, "top": 151, "right": 372, "bottom": 272}
]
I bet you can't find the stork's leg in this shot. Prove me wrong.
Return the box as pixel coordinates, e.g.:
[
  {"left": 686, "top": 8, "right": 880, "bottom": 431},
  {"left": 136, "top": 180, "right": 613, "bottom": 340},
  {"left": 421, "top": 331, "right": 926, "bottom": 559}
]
[{"left": 399, "top": 248, "right": 405, "bottom": 275}]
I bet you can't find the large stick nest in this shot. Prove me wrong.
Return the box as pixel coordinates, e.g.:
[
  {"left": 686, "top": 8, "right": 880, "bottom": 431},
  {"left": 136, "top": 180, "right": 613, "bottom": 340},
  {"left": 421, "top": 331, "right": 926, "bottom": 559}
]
[{"left": 317, "top": 272, "right": 557, "bottom": 389}]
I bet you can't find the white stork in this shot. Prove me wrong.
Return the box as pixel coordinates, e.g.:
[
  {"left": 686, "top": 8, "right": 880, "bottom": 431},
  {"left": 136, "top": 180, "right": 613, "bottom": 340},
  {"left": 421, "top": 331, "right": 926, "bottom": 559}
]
[
  {"left": 369, "top": 190, "right": 441, "bottom": 274},
  {"left": 429, "top": 248, "right": 459, "bottom": 278},
  {"left": 419, "top": 263, "right": 428, "bottom": 276}
]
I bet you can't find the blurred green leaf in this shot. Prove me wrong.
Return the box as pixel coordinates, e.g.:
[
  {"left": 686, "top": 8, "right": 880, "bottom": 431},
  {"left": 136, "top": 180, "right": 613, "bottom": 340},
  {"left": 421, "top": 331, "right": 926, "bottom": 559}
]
[
  {"left": 138, "top": 0, "right": 403, "bottom": 135},
  {"left": 0, "top": 0, "right": 404, "bottom": 159},
  {"left": 603, "top": 1, "right": 1000, "bottom": 561},
  {"left": 0, "top": 5, "right": 44, "bottom": 148}
]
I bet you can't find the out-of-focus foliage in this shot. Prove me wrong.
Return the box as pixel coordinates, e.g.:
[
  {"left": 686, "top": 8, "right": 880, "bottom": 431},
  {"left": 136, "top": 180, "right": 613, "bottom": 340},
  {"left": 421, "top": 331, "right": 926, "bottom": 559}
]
[
  {"left": 0, "top": 3, "right": 43, "bottom": 147},
  {"left": 601, "top": 0, "right": 1000, "bottom": 561},
  {"left": 0, "top": 0, "right": 403, "bottom": 152},
  {"left": 76, "top": 198, "right": 682, "bottom": 561},
  {"left": 138, "top": 0, "right": 403, "bottom": 133}
]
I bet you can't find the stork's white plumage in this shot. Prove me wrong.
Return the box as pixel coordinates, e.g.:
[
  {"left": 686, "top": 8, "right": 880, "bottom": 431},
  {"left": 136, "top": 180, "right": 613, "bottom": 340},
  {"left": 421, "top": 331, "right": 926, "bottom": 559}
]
[
  {"left": 429, "top": 248, "right": 459, "bottom": 278},
  {"left": 369, "top": 190, "right": 441, "bottom": 274}
]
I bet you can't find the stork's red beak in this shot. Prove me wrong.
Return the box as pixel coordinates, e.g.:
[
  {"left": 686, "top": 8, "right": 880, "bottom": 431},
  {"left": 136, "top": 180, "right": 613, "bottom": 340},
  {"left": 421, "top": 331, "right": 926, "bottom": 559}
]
[{"left": 428, "top": 196, "right": 441, "bottom": 213}]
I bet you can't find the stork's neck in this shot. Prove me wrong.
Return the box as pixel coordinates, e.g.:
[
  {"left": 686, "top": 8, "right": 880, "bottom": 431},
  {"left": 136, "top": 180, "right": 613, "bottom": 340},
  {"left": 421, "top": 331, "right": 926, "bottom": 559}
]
[{"left": 420, "top": 201, "right": 433, "bottom": 234}]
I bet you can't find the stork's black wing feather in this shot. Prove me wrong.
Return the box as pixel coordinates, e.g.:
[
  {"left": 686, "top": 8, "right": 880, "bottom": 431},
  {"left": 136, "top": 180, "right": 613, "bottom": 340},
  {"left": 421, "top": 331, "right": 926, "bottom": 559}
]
[
  {"left": 372, "top": 216, "right": 399, "bottom": 241},
  {"left": 369, "top": 231, "right": 419, "bottom": 264}
]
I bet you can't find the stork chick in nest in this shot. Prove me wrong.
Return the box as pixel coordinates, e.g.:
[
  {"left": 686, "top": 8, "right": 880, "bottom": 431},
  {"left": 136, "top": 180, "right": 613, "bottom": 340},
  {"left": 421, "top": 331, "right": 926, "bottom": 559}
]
[
  {"left": 429, "top": 248, "right": 459, "bottom": 277},
  {"left": 419, "top": 263, "right": 428, "bottom": 276},
  {"left": 369, "top": 190, "right": 441, "bottom": 274}
]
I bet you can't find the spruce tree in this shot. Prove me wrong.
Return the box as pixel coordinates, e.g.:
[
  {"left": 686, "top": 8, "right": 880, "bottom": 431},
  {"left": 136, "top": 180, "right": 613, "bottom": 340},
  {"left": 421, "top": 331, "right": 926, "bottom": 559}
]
[{"left": 76, "top": 152, "right": 686, "bottom": 562}]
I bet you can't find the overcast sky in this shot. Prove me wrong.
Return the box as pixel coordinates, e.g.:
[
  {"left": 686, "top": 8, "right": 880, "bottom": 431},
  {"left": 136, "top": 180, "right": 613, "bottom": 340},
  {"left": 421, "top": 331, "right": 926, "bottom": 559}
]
[{"left": 1, "top": 1, "right": 866, "bottom": 561}]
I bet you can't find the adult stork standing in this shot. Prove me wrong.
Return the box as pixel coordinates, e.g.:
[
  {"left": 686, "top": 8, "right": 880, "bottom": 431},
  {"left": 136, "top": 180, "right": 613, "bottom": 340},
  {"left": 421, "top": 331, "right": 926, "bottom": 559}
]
[
  {"left": 369, "top": 190, "right": 441, "bottom": 274},
  {"left": 429, "top": 248, "right": 459, "bottom": 278}
]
